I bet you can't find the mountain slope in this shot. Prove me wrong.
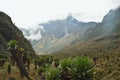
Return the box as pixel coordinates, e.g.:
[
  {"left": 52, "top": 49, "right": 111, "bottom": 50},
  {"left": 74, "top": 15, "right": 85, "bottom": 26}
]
[
  {"left": 21, "top": 7, "right": 120, "bottom": 55},
  {"left": 58, "top": 7, "right": 120, "bottom": 55},
  {"left": 0, "top": 12, "right": 35, "bottom": 56},
  {"left": 21, "top": 15, "right": 97, "bottom": 54},
  {"left": 83, "top": 7, "right": 120, "bottom": 41},
  {"left": 52, "top": 7, "right": 120, "bottom": 80}
]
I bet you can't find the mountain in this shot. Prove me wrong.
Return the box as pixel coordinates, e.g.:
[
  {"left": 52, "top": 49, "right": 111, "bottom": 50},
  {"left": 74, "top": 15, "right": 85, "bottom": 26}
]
[
  {"left": 21, "top": 15, "right": 97, "bottom": 54},
  {"left": 21, "top": 7, "right": 120, "bottom": 55},
  {"left": 54, "top": 7, "right": 120, "bottom": 57},
  {"left": 0, "top": 12, "right": 35, "bottom": 56},
  {"left": 82, "top": 7, "right": 120, "bottom": 41},
  {"left": 54, "top": 7, "right": 120, "bottom": 80}
]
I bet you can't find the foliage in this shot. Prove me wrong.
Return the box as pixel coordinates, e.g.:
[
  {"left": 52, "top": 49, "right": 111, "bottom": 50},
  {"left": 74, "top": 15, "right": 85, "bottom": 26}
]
[
  {"left": 37, "top": 55, "right": 53, "bottom": 68},
  {"left": 7, "top": 40, "right": 31, "bottom": 80},
  {"left": 70, "top": 57, "right": 95, "bottom": 80},
  {"left": 7, "top": 40, "right": 19, "bottom": 51},
  {"left": 45, "top": 68, "right": 61, "bottom": 80},
  {"left": 45, "top": 56, "right": 95, "bottom": 80}
]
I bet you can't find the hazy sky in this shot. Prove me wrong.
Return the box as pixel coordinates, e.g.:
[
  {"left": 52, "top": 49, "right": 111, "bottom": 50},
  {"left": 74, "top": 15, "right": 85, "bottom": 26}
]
[{"left": 0, "top": 0, "right": 120, "bottom": 28}]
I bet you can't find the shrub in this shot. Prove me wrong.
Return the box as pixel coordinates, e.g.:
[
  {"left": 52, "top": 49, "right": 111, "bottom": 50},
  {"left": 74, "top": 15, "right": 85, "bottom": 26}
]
[
  {"left": 45, "top": 68, "right": 61, "bottom": 80},
  {"left": 45, "top": 56, "right": 95, "bottom": 80},
  {"left": 60, "top": 58, "right": 72, "bottom": 79},
  {"left": 70, "top": 57, "right": 95, "bottom": 80}
]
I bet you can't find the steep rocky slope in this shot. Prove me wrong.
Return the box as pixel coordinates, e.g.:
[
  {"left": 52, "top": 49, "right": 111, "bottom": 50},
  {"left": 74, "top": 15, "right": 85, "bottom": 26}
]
[{"left": 0, "top": 12, "right": 35, "bottom": 56}]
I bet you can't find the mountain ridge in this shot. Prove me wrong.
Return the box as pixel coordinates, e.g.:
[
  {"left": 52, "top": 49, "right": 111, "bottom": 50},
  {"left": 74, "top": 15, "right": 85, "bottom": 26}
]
[
  {"left": 21, "top": 15, "right": 97, "bottom": 54},
  {"left": 21, "top": 7, "right": 120, "bottom": 55}
]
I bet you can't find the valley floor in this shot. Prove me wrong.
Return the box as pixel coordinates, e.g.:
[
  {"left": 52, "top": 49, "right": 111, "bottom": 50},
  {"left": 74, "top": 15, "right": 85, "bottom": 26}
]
[{"left": 0, "top": 38, "right": 120, "bottom": 80}]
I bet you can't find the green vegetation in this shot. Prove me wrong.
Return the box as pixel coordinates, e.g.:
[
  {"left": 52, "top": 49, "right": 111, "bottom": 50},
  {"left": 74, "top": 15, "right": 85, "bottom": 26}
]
[
  {"left": 34, "top": 56, "right": 95, "bottom": 80},
  {"left": 7, "top": 40, "right": 31, "bottom": 80},
  {"left": 46, "top": 68, "right": 61, "bottom": 80},
  {"left": 1, "top": 50, "right": 94, "bottom": 80},
  {"left": 70, "top": 57, "right": 94, "bottom": 80}
]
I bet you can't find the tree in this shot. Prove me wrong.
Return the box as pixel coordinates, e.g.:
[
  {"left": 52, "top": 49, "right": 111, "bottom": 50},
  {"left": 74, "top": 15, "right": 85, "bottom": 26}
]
[
  {"left": 7, "top": 40, "right": 31, "bottom": 80},
  {"left": 21, "top": 49, "right": 31, "bottom": 71},
  {"left": 34, "top": 58, "right": 38, "bottom": 69}
]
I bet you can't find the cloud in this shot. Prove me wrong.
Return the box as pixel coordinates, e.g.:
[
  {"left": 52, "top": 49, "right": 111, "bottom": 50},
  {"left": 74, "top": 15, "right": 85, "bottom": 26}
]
[{"left": 0, "top": 0, "right": 120, "bottom": 27}]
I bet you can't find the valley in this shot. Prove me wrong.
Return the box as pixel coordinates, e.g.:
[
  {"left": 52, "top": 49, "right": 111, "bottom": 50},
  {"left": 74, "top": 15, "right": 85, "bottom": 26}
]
[{"left": 0, "top": 5, "right": 120, "bottom": 80}]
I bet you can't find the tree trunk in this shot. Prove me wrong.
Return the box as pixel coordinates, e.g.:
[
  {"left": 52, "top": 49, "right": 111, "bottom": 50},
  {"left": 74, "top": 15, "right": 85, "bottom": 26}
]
[
  {"left": 27, "top": 59, "right": 30, "bottom": 70},
  {"left": 11, "top": 49, "right": 31, "bottom": 80},
  {"left": 35, "top": 59, "right": 37, "bottom": 69}
]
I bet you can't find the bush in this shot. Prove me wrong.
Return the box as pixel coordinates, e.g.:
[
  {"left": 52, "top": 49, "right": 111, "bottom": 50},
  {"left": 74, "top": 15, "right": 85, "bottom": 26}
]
[
  {"left": 45, "top": 56, "right": 95, "bottom": 80},
  {"left": 45, "top": 68, "right": 61, "bottom": 80},
  {"left": 37, "top": 55, "right": 53, "bottom": 68},
  {"left": 60, "top": 58, "right": 72, "bottom": 79},
  {"left": 70, "top": 57, "right": 95, "bottom": 80}
]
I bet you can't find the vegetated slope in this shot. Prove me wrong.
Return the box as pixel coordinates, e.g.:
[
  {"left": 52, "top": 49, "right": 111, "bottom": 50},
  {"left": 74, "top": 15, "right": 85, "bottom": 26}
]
[
  {"left": 0, "top": 12, "right": 35, "bottom": 56},
  {"left": 21, "top": 15, "right": 97, "bottom": 54},
  {"left": 54, "top": 7, "right": 120, "bottom": 80}
]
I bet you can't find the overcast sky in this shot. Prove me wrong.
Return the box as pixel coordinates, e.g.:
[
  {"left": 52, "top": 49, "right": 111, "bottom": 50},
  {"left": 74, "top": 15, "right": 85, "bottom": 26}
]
[{"left": 0, "top": 0, "right": 120, "bottom": 28}]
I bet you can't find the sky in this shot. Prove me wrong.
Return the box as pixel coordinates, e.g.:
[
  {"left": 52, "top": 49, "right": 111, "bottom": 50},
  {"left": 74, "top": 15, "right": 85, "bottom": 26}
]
[{"left": 0, "top": 0, "right": 120, "bottom": 28}]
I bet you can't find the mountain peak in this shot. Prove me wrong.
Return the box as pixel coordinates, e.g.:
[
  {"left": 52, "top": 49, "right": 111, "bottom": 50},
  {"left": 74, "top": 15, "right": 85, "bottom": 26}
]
[{"left": 66, "top": 14, "right": 75, "bottom": 21}]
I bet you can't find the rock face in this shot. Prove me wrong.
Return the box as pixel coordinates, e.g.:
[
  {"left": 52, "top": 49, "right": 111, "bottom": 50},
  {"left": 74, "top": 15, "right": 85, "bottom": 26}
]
[{"left": 0, "top": 12, "right": 35, "bottom": 55}]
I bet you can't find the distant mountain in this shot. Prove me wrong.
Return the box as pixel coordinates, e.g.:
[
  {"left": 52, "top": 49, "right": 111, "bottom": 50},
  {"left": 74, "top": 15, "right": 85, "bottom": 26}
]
[
  {"left": 83, "top": 7, "right": 120, "bottom": 40},
  {"left": 0, "top": 12, "right": 35, "bottom": 56},
  {"left": 21, "top": 7, "right": 120, "bottom": 55},
  {"left": 21, "top": 15, "right": 97, "bottom": 54},
  {"left": 57, "top": 7, "right": 120, "bottom": 56},
  {"left": 53, "top": 7, "right": 120, "bottom": 80}
]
